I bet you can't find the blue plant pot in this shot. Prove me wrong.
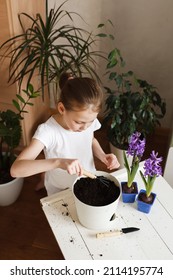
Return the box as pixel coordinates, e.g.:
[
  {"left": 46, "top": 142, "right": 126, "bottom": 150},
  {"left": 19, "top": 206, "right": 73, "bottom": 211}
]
[
  {"left": 137, "top": 189, "right": 156, "bottom": 214},
  {"left": 121, "top": 182, "right": 138, "bottom": 203}
]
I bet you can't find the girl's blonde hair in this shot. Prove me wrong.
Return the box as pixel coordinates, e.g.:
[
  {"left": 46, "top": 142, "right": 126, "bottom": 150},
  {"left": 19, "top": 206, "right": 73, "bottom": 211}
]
[{"left": 58, "top": 73, "right": 103, "bottom": 112}]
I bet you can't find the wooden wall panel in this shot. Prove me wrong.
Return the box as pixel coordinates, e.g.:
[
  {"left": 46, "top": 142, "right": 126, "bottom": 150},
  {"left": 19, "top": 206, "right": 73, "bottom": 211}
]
[
  {"left": 0, "top": 0, "right": 17, "bottom": 107},
  {"left": 0, "top": 0, "right": 50, "bottom": 146}
]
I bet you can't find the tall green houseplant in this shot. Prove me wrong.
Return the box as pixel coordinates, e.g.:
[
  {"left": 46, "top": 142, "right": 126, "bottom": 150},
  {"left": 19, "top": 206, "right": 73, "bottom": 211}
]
[{"left": 0, "top": 0, "right": 105, "bottom": 99}]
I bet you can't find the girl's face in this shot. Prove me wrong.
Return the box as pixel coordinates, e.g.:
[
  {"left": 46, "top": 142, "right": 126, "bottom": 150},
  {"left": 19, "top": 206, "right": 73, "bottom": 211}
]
[{"left": 58, "top": 103, "right": 98, "bottom": 132}]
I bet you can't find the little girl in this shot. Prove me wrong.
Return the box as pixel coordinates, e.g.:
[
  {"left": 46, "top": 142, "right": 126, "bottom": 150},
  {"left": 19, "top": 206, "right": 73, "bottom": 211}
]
[{"left": 10, "top": 73, "right": 120, "bottom": 195}]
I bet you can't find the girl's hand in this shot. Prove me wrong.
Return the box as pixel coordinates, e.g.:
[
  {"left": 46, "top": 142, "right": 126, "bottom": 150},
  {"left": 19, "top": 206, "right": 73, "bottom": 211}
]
[
  {"left": 102, "top": 153, "right": 120, "bottom": 170},
  {"left": 59, "top": 158, "right": 83, "bottom": 176}
]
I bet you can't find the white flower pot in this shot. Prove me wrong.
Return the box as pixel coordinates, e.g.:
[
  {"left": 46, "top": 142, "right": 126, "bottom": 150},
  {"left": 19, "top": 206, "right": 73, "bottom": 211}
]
[
  {"left": 72, "top": 171, "right": 121, "bottom": 230},
  {"left": 0, "top": 177, "right": 24, "bottom": 206}
]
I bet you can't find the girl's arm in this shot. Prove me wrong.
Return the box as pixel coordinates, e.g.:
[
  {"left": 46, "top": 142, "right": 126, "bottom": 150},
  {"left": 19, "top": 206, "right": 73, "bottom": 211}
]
[
  {"left": 10, "top": 139, "right": 83, "bottom": 178},
  {"left": 92, "top": 137, "right": 120, "bottom": 170}
]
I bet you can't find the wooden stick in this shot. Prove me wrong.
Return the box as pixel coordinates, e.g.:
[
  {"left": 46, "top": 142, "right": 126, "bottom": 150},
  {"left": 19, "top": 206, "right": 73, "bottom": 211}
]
[
  {"left": 96, "top": 230, "right": 122, "bottom": 238},
  {"left": 82, "top": 169, "right": 97, "bottom": 179}
]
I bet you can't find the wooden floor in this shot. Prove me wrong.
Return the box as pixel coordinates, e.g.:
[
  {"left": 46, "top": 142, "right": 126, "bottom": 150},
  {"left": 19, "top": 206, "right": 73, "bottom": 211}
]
[
  {"left": 0, "top": 175, "right": 64, "bottom": 260},
  {"left": 0, "top": 126, "right": 171, "bottom": 260}
]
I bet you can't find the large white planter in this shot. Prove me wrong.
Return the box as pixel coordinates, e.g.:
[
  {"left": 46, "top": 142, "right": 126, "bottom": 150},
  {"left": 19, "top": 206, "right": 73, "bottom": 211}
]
[
  {"left": 109, "top": 143, "right": 132, "bottom": 169},
  {"left": 0, "top": 177, "right": 24, "bottom": 206},
  {"left": 72, "top": 171, "right": 121, "bottom": 230}
]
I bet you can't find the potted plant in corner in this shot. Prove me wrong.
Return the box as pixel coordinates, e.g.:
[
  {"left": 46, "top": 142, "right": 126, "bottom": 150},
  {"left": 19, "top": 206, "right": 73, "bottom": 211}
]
[
  {"left": 122, "top": 131, "right": 146, "bottom": 203},
  {"left": 0, "top": 84, "right": 39, "bottom": 206},
  {"left": 137, "top": 151, "right": 163, "bottom": 213},
  {"left": 103, "top": 47, "right": 166, "bottom": 167}
]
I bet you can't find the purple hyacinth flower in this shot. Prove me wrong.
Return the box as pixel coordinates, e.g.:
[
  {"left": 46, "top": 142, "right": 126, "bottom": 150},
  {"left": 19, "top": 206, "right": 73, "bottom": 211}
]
[
  {"left": 124, "top": 131, "right": 146, "bottom": 188},
  {"left": 144, "top": 151, "right": 163, "bottom": 177},
  {"left": 127, "top": 132, "right": 146, "bottom": 158}
]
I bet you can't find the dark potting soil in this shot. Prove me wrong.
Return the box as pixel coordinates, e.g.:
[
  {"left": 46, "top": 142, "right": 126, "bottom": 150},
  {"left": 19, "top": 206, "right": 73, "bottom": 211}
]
[
  {"left": 0, "top": 170, "right": 14, "bottom": 184},
  {"left": 74, "top": 176, "right": 120, "bottom": 206}
]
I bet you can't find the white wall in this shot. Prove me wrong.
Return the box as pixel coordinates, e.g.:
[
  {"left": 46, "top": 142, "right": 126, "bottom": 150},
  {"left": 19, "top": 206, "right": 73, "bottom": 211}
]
[{"left": 49, "top": 0, "right": 173, "bottom": 128}]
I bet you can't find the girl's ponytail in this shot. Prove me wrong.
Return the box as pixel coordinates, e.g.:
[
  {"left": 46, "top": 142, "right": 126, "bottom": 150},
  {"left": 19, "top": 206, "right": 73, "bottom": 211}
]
[{"left": 59, "top": 72, "right": 73, "bottom": 90}]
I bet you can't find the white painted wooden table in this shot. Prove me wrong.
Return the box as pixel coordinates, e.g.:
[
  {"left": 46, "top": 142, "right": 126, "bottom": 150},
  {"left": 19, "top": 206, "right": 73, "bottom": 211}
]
[{"left": 40, "top": 165, "right": 173, "bottom": 260}]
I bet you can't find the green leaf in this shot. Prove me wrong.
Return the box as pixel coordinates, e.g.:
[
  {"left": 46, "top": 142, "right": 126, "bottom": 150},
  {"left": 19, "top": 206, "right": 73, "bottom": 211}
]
[
  {"left": 16, "top": 94, "right": 26, "bottom": 104},
  {"left": 107, "top": 60, "right": 117, "bottom": 68},
  {"left": 12, "top": 100, "right": 20, "bottom": 111},
  {"left": 26, "top": 102, "right": 34, "bottom": 106},
  {"left": 28, "top": 83, "right": 34, "bottom": 94},
  {"left": 109, "top": 72, "right": 117, "bottom": 80},
  {"left": 30, "top": 92, "right": 40, "bottom": 98},
  {"left": 107, "top": 19, "right": 114, "bottom": 26},
  {"left": 123, "top": 150, "right": 130, "bottom": 172},
  {"left": 97, "top": 33, "right": 107, "bottom": 37},
  {"left": 97, "top": 23, "right": 104, "bottom": 28}
]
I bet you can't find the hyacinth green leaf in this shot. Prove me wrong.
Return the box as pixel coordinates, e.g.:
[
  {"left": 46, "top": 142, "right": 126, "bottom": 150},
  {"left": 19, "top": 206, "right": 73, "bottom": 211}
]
[{"left": 123, "top": 150, "right": 130, "bottom": 172}]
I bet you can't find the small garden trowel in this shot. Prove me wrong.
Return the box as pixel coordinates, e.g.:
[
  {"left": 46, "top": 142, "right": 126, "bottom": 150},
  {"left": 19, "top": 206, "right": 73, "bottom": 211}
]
[{"left": 96, "top": 227, "right": 140, "bottom": 238}]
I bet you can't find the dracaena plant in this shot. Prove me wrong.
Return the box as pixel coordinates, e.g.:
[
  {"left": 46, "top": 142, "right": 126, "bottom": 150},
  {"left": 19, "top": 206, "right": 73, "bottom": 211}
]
[
  {"left": 123, "top": 132, "right": 146, "bottom": 188},
  {"left": 0, "top": 0, "right": 105, "bottom": 99},
  {"left": 0, "top": 84, "right": 39, "bottom": 184},
  {"left": 140, "top": 151, "right": 163, "bottom": 198}
]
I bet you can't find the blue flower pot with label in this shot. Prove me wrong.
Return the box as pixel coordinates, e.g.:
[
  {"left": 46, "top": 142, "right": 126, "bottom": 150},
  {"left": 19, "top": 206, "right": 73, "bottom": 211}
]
[
  {"left": 121, "top": 182, "right": 138, "bottom": 203},
  {"left": 136, "top": 189, "right": 156, "bottom": 214}
]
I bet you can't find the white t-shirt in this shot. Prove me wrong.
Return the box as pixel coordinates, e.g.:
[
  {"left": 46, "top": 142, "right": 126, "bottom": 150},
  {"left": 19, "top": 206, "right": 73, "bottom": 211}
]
[{"left": 33, "top": 116, "right": 101, "bottom": 195}]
